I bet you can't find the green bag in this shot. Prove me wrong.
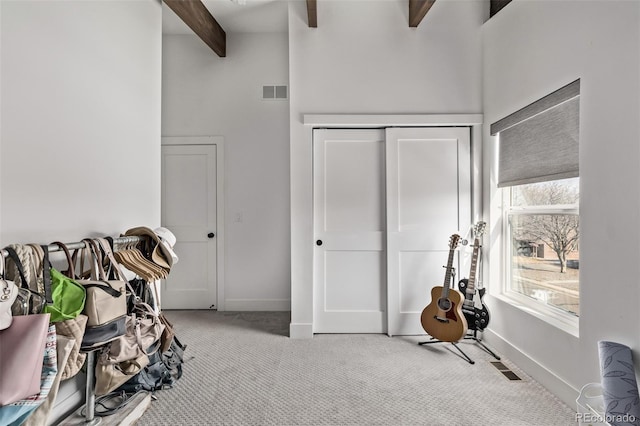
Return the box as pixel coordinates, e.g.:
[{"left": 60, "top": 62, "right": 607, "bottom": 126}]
[
  {"left": 44, "top": 268, "right": 86, "bottom": 322},
  {"left": 42, "top": 243, "right": 86, "bottom": 323}
]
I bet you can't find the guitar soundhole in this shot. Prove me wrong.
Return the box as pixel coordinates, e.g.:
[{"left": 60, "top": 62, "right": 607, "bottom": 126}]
[{"left": 437, "top": 298, "right": 452, "bottom": 311}]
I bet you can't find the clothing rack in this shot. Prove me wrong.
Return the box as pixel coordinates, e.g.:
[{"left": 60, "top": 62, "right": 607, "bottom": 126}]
[
  {"left": 0, "top": 235, "right": 143, "bottom": 258},
  {"left": 3, "top": 235, "right": 146, "bottom": 426}
]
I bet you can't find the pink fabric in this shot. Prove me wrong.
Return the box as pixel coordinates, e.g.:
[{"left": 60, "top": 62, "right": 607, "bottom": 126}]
[{"left": 0, "top": 313, "right": 50, "bottom": 406}]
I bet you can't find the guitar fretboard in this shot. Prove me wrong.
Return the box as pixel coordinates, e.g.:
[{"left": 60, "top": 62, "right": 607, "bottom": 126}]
[
  {"left": 442, "top": 244, "right": 457, "bottom": 298},
  {"left": 466, "top": 238, "right": 480, "bottom": 296},
  {"left": 463, "top": 238, "right": 481, "bottom": 308}
]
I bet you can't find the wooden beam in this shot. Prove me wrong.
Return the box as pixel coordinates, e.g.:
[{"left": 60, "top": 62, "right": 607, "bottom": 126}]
[
  {"left": 409, "top": 0, "right": 436, "bottom": 28},
  {"left": 164, "top": 0, "right": 226, "bottom": 57},
  {"left": 306, "top": 0, "right": 317, "bottom": 28}
]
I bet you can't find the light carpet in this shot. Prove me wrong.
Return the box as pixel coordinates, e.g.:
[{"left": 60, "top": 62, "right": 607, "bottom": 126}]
[{"left": 137, "top": 311, "right": 576, "bottom": 426}]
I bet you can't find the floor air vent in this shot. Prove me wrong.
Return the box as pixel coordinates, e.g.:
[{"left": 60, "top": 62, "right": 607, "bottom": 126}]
[{"left": 491, "top": 361, "right": 522, "bottom": 381}]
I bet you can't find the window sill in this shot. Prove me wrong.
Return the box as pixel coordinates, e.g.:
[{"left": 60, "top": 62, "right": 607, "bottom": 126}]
[{"left": 494, "top": 292, "right": 579, "bottom": 338}]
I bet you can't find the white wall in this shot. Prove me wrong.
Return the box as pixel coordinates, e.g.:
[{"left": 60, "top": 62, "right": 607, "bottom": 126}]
[
  {"left": 161, "top": 32, "right": 291, "bottom": 310},
  {"left": 0, "top": 0, "right": 162, "bottom": 422},
  {"left": 482, "top": 0, "right": 640, "bottom": 406},
  {"left": 1, "top": 0, "right": 162, "bottom": 244},
  {"left": 288, "top": 0, "right": 485, "bottom": 337}
]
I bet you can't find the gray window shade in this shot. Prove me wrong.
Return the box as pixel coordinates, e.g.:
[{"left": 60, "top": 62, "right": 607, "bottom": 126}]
[{"left": 491, "top": 79, "right": 580, "bottom": 188}]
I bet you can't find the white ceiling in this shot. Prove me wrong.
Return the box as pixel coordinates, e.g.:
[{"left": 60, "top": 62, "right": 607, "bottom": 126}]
[{"left": 162, "top": 0, "right": 290, "bottom": 34}]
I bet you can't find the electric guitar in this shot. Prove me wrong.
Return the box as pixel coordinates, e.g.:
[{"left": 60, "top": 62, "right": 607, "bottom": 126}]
[
  {"left": 420, "top": 234, "right": 468, "bottom": 342},
  {"left": 458, "top": 222, "right": 490, "bottom": 331}
]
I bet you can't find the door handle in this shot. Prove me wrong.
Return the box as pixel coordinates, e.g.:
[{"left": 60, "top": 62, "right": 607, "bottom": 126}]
[
  {"left": 208, "top": 232, "right": 215, "bottom": 239},
  {"left": 316, "top": 240, "right": 323, "bottom": 246}
]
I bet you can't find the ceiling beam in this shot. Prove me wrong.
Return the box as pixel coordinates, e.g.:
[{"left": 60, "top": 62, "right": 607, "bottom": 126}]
[
  {"left": 307, "top": 0, "right": 317, "bottom": 28},
  {"left": 164, "top": 0, "right": 226, "bottom": 57},
  {"left": 409, "top": 0, "right": 436, "bottom": 28},
  {"left": 490, "top": 0, "right": 512, "bottom": 18}
]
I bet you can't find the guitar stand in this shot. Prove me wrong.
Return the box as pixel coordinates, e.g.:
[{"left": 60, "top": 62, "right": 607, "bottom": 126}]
[
  {"left": 464, "top": 329, "right": 501, "bottom": 360},
  {"left": 418, "top": 338, "right": 475, "bottom": 365}
]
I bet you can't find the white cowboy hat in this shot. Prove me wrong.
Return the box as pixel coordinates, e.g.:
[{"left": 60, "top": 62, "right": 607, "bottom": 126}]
[
  {"left": 124, "top": 226, "right": 176, "bottom": 270},
  {"left": 153, "top": 227, "right": 179, "bottom": 266}
]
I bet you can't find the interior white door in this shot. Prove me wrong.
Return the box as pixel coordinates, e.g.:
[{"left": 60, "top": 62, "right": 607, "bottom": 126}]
[
  {"left": 313, "top": 129, "right": 387, "bottom": 333},
  {"left": 385, "top": 127, "right": 471, "bottom": 336},
  {"left": 161, "top": 144, "right": 217, "bottom": 309}
]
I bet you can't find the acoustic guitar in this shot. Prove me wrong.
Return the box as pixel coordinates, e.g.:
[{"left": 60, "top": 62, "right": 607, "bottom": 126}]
[
  {"left": 420, "top": 234, "right": 468, "bottom": 342},
  {"left": 458, "top": 222, "right": 491, "bottom": 331}
]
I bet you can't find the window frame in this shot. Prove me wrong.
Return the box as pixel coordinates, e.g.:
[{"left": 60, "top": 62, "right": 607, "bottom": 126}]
[{"left": 500, "top": 184, "right": 580, "bottom": 335}]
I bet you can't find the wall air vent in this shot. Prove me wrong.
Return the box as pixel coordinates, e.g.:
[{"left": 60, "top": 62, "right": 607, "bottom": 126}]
[{"left": 263, "top": 85, "right": 288, "bottom": 100}]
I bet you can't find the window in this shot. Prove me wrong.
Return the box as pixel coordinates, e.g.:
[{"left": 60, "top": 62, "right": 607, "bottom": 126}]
[
  {"left": 491, "top": 79, "right": 580, "bottom": 325},
  {"left": 505, "top": 178, "right": 579, "bottom": 316}
]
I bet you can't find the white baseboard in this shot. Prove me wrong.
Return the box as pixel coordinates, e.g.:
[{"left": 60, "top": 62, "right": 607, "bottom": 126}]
[
  {"left": 223, "top": 299, "right": 290, "bottom": 311},
  {"left": 289, "top": 322, "right": 313, "bottom": 339},
  {"left": 484, "top": 328, "right": 579, "bottom": 408}
]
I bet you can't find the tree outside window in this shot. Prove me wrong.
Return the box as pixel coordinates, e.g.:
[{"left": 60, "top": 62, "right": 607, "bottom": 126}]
[{"left": 507, "top": 178, "right": 580, "bottom": 316}]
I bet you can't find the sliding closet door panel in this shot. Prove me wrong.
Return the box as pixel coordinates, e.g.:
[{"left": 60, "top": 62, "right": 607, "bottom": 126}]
[
  {"left": 395, "top": 135, "right": 460, "bottom": 318},
  {"left": 324, "top": 140, "right": 385, "bottom": 231},
  {"left": 325, "top": 251, "right": 385, "bottom": 311},
  {"left": 386, "top": 127, "right": 471, "bottom": 336},
  {"left": 314, "top": 129, "right": 386, "bottom": 333},
  {"left": 399, "top": 252, "right": 444, "bottom": 313},
  {"left": 161, "top": 144, "right": 217, "bottom": 310},
  {"left": 398, "top": 139, "right": 459, "bottom": 234}
]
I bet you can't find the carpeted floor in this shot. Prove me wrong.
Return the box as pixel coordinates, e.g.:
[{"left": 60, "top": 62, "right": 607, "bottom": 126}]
[{"left": 137, "top": 311, "right": 576, "bottom": 426}]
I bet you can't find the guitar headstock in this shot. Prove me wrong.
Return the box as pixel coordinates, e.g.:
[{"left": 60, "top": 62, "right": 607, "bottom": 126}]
[
  {"left": 449, "top": 234, "right": 461, "bottom": 250},
  {"left": 473, "top": 221, "right": 487, "bottom": 239}
]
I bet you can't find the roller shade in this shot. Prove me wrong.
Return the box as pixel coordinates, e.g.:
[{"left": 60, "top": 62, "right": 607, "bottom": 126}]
[{"left": 491, "top": 79, "right": 580, "bottom": 187}]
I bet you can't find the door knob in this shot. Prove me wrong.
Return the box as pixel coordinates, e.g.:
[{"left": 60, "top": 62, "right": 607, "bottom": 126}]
[
  {"left": 208, "top": 232, "right": 215, "bottom": 239},
  {"left": 316, "top": 240, "right": 323, "bottom": 246}
]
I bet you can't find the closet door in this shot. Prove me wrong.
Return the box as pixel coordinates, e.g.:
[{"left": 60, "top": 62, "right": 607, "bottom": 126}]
[
  {"left": 313, "top": 129, "right": 387, "bottom": 333},
  {"left": 385, "top": 127, "right": 471, "bottom": 336}
]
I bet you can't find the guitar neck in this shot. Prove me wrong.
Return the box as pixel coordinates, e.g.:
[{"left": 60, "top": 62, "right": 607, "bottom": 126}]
[
  {"left": 442, "top": 247, "right": 456, "bottom": 296},
  {"left": 465, "top": 238, "right": 481, "bottom": 299}
]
